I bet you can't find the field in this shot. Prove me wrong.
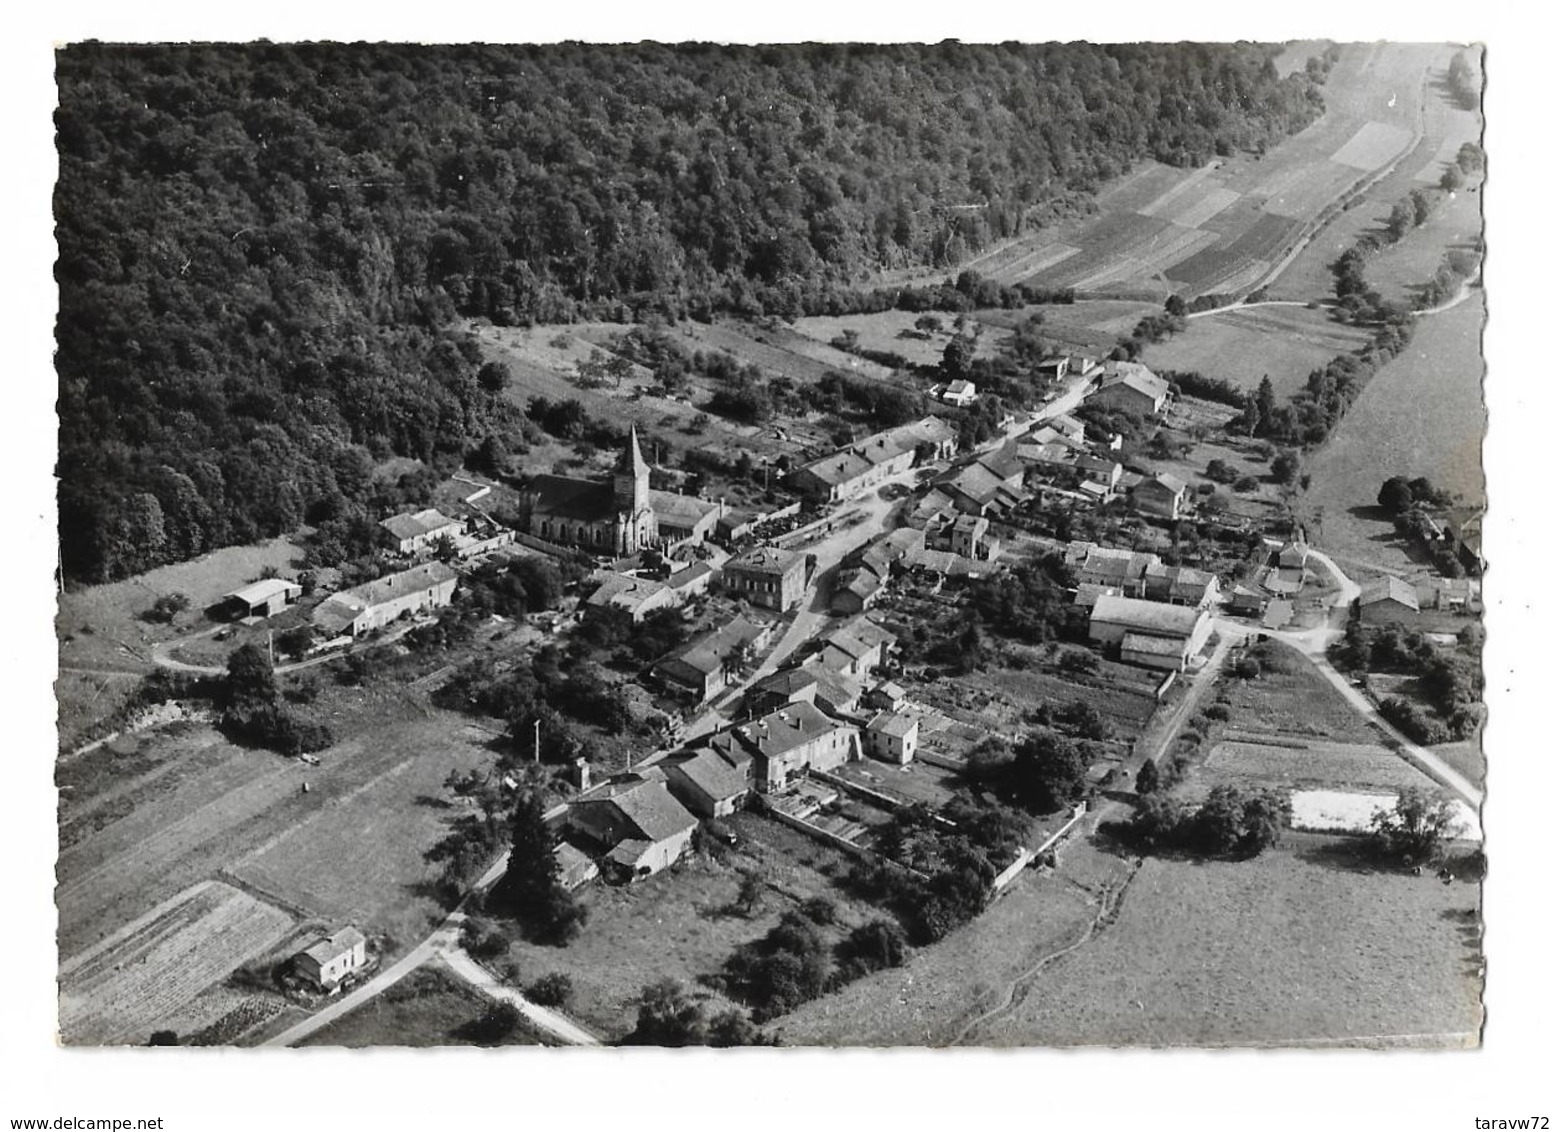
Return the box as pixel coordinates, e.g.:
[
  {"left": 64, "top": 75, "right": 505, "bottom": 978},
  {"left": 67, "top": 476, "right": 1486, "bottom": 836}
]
[
  {"left": 774, "top": 860, "right": 1105, "bottom": 1046},
  {"left": 1300, "top": 291, "right": 1485, "bottom": 576},
  {"left": 933, "top": 44, "right": 1448, "bottom": 302},
  {"left": 972, "top": 298, "right": 1159, "bottom": 354},
  {"left": 1202, "top": 739, "right": 1432, "bottom": 793},
  {"left": 1143, "top": 304, "right": 1372, "bottom": 399},
  {"left": 963, "top": 836, "right": 1482, "bottom": 1046},
  {"left": 299, "top": 961, "right": 547, "bottom": 1047},
  {"left": 56, "top": 696, "right": 499, "bottom": 1039},
  {"left": 58, "top": 881, "right": 296, "bottom": 1045},
  {"left": 1268, "top": 45, "right": 1481, "bottom": 301},
  {"left": 791, "top": 309, "right": 1005, "bottom": 371},
  {"left": 56, "top": 536, "right": 304, "bottom": 746},
  {"left": 1365, "top": 172, "right": 1484, "bottom": 307},
  {"left": 1216, "top": 645, "right": 1383, "bottom": 744},
  {"left": 490, "top": 813, "right": 889, "bottom": 1040}
]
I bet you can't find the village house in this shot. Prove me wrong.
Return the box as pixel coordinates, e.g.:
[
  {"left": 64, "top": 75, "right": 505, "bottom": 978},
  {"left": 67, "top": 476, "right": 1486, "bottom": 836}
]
[
  {"left": 294, "top": 928, "right": 368, "bottom": 992},
  {"left": 311, "top": 561, "right": 459, "bottom": 638},
  {"left": 865, "top": 710, "right": 919, "bottom": 765},
  {"left": 663, "top": 748, "right": 751, "bottom": 818},
  {"left": 1073, "top": 544, "right": 1162, "bottom": 598},
  {"left": 707, "top": 701, "right": 860, "bottom": 793},
  {"left": 652, "top": 615, "right": 774, "bottom": 703},
  {"left": 723, "top": 545, "right": 808, "bottom": 612},
  {"left": 379, "top": 507, "right": 462, "bottom": 555},
  {"left": 863, "top": 679, "right": 908, "bottom": 713},
  {"left": 1417, "top": 576, "right": 1482, "bottom": 614},
  {"left": 936, "top": 379, "right": 978, "bottom": 407},
  {"left": 1037, "top": 353, "right": 1104, "bottom": 383},
  {"left": 1225, "top": 583, "right": 1270, "bottom": 618},
  {"left": 831, "top": 563, "right": 888, "bottom": 616},
  {"left": 1088, "top": 593, "right": 1214, "bottom": 671},
  {"left": 791, "top": 417, "right": 959, "bottom": 503},
  {"left": 926, "top": 513, "right": 997, "bottom": 560},
  {"left": 583, "top": 572, "right": 679, "bottom": 625},
  {"left": 1143, "top": 563, "right": 1221, "bottom": 608},
  {"left": 222, "top": 577, "right": 303, "bottom": 621},
  {"left": 1132, "top": 472, "right": 1189, "bottom": 520},
  {"left": 1086, "top": 360, "right": 1171, "bottom": 416},
  {"left": 566, "top": 773, "right": 699, "bottom": 881},
  {"left": 527, "top": 426, "right": 719, "bottom": 556}
]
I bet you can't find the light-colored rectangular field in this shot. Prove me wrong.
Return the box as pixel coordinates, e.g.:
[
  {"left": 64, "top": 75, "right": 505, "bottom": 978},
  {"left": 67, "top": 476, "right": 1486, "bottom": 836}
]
[
  {"left": 59, "top": 881, "right": 294, "bottom": 1046},
  {"left": 1138, "top": 162, "right": 1222, "bottom": 219},
  {"left": 1330, "top": 121, "right": 1416, "bottom": 172},
  {"left": 1141, "top": 303, "right": 1371, "bottom": 399},
  {"left": 1203, "top": 739, "right": 1433, "bottom": 791},
  {"left": 1166, "top": 186, "right": 1242, "bottom": 230},
  {"left": 1260, "top": 163, "right": 1363, "bottom": 221}
]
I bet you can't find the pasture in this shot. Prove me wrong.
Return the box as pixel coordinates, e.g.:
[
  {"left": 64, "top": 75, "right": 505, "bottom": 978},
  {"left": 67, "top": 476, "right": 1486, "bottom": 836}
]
[
  {"left": 1300, "top": 292, "right": 1485, "bottom": 575},
  {"left": 964, "top": 835, "right": 1482, "bottom": 1047},
  {"left": 774, "top": 862, "right": 1102, "bottom": 1046},
  {"left": 58, "top": 880, "right": 295, "bottom": 1046},
  {"left": 1217, "top": 644, "right": 1383, "bottom": 744},
  {"left": 1143, "top": 303, "right": 1372, "bottom": 399},
  {"left": 791, "top": 309, "right": 1008, "bottom": 370},
  {"left": 491, "top": 815, "right": 887, "bottom": 1040}
]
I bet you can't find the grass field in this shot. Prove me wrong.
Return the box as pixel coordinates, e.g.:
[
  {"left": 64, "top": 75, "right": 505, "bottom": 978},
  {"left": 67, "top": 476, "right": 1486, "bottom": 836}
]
[
  {"left": 58, "top": 880, "right": 296, "bottom": 1046},
  {"left": 1218, "top": 645, "right": 1383, "bottom": 744},
  {"left": 1143, "top": 304, "right": 1372, "bottom": 398},
  {"left": 965, "top": 834, "right": 1482, "bottom": 1046},
  {"left": 57, "top": 698, "right": 496, "bottom": 971},
  {"left": 1300, "top": 291, "right": 1485, "bottom": 575},
  {"left": 774, "top": 861, "right": 1103, "bottom": 1046},
  {"left": 1202, "top": 739, "right": 1435, "bottom": 792},
  {"left": 489, "top": 814, "right": 887, "bottom": 1040},
  {"left": 299, "top": 961, "right": 547, "bottom": 1047}
]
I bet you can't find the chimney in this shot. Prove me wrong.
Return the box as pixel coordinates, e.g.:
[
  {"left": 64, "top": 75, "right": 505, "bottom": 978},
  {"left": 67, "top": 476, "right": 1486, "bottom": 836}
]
[{"left": 574, "top": 757, "right": 591, "bottom": 792}]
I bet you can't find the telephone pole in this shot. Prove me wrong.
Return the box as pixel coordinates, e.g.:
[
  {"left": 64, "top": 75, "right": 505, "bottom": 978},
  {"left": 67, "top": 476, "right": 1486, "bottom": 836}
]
[{"left": 533, "top": 717, "right": 541, "bottom": 763}]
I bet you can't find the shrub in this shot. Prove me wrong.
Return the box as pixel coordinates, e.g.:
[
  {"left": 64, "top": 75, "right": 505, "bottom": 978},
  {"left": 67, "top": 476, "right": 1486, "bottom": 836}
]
[
  {"left": 527, "top": 972, "right": 575, "bottom": 1009},
  {"left": 799, "top": 896, "right": 838, "bottom": 926},
  {"left": 837, "top": 918, "right": 909, "bottom": 979}
]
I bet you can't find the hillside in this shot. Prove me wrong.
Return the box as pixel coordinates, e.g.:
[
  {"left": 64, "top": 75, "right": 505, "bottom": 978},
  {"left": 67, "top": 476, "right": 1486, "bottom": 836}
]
[{"left": 56, "top": 41, "right": 1330, "bottom": 583}]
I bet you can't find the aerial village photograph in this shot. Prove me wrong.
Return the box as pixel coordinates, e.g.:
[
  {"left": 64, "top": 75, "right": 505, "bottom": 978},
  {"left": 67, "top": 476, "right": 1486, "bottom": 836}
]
[{"left": 11, "top": 7, "right": 1551, "bottom": 1131}]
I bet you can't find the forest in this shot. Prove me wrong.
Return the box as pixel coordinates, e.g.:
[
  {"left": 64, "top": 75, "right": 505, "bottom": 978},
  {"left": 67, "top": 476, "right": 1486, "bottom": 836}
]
[{"left": 56, "top": 41, "right": 1329, "bottom": 583}]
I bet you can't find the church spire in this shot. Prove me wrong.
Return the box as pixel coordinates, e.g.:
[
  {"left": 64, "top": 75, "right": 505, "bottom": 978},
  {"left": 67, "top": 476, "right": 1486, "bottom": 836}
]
[{"left": 617, "top": 423, "right": 650, "bottom": 477}]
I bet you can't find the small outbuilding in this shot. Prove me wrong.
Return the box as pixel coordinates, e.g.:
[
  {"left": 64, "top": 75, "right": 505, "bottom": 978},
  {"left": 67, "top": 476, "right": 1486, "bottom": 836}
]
[{"left": 223, "top": 578, "right": 303, "bottom": 621}]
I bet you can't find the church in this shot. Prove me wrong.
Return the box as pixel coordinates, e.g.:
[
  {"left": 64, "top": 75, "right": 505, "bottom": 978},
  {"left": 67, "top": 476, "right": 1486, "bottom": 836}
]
[{"left": 527, "top": 426, "right": 721, "bottom": 556}]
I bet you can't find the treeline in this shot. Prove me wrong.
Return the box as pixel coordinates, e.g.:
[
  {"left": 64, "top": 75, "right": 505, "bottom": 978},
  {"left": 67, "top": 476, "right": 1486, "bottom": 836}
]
[{"left": 57, "top": 41, "right": 1329, "bottom": 583}]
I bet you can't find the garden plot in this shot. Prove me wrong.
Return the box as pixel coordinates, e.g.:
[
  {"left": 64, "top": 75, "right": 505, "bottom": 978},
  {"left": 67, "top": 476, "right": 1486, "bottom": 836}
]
[
  {"left": 1203, "top": 739, "right": 1432, "bottom": 792},
  {"left": 58, "top": 881, "right": 295, "bottom": 1046}
]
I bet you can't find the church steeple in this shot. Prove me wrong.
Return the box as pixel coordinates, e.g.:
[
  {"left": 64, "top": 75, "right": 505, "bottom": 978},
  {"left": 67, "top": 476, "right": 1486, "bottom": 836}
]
[{"left": 613, "top": 423, "right": 651, "bottom": 516}]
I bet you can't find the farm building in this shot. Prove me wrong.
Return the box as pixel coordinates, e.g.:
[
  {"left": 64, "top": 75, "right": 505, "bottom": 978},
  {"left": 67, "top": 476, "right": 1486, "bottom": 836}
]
[
  {"left": 566, "top": 774, "right": 698, "bottom": 881},
  {"left": 723, "top": 545, "right": 808, "bottom": 611},
  {"left": 223, "top": 577, "right": 303, "bottom": 620},
  {"left": 1417, "top": 576, "right": 1482, "bottom": 614},
  {"left": 553, "top": 842, "right": 600, "bottom": 891},
  {"left": 865, "top": 710, "right": 919, "bottom": 765},
  {"left": 815, "top": 622, "right": 891, "bottom": 680},
  {"left": 935, "top": 379, "right": 978, "bottom": 407},
  {"left": 863, "top": 679, "right": 908, "bottom": 713},
  {"left": 665, "top": 561, "right": 716, "bottom": 598},
  {"left": 1037, "top": 353, "right": 1103, "bottom": 383},
  {"left": 294, "top": 927, "right": 368, "bottom": 992},
  {"left": 311, "top": 562, "right": 458, "bottom": 638},
  {"left": 1086, "top": 361, "right": 1170, "bottom": 416},
  {"left": 1225, "top": 583, "right": 1270, "bottom": 618},
  {"left": 379, "top": 508, "right": 462, "bottom": 554},
  {"left": 663, "top": 748, "right": 751, "bottom": 818},
  {"left": 708, "top": 701, "right": 860, "bottom": 793},
  {"left": 791, "top": 417, "right": 958, "bottom": 503},
  {"left": 1132, "top": 473, "right": 1188, "bottom": 520},
  {"left": 1355, "top": 575, "right": 1422, "bottom": 623},
  {"left": 1088, "top": 593, "right": 1213, "bottom": 671},
  {"left": 1277, "top": 538, "right": 1311, "bottom": 570},
  {"left": 926, "top": 513, "right": 997, "bottom": 560},
  {"left": 748, "top": 666, "right": 822, "bottom": 716},
  {"left": 527, "top": 426, "right": 719, "bottom": 555},
  {"left": 653, "top": 615, "right": 774, "bottom": 703}
]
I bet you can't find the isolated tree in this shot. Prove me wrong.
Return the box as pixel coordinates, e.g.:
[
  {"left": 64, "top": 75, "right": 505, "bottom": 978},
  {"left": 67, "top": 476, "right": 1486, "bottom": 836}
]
[
  {"left": 708, "top": 1009, "right": 774, "bottom": 1047},
  {"left": 1009, "top": 729, "right": 1089, "bottom": 814},
  {"left": 941, "top": 333, "right": 976, "bottom": 379},
  {"left": 491, "top": 789, "right": 584, "bottom": 944},
  {"left": 1409, "top": 188, "right": 1437, "bottom": 227},
  {"left": 1135, "top": 759, "right": 1161, "bottom": 796},
  {"left": 477, "top": 360, "right": 510, "bottom": 394},
  {"left": 1370, "top": 788, "right": 1459, "bottom": 864},
  {"left": 1255, "top": 375, "right": 1276, "bottom": 435},
  {"left": 1271, "top": 449, "right": 1301, "bottom": 486},
  {"left": 1164, "top": 293, "right": 1188, "bottom": 317},
  {"left": 1378, "top": 476, "right": 1416, "bottom": 513},
  {"left": 732, "top": 870, "right": 765, "bottom": 918},
  {"left": 914, "top": 313, "right": 944, "bottom": 336},
  {"left": 1439, "top": 164, "right": 1466, "bottom": 192}
]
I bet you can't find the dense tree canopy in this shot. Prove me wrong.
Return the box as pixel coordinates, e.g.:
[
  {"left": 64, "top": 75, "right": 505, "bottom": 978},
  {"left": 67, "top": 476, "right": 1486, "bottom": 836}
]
[{"left": 57, "top": 42, "right": 1325, "bottom": 582}]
